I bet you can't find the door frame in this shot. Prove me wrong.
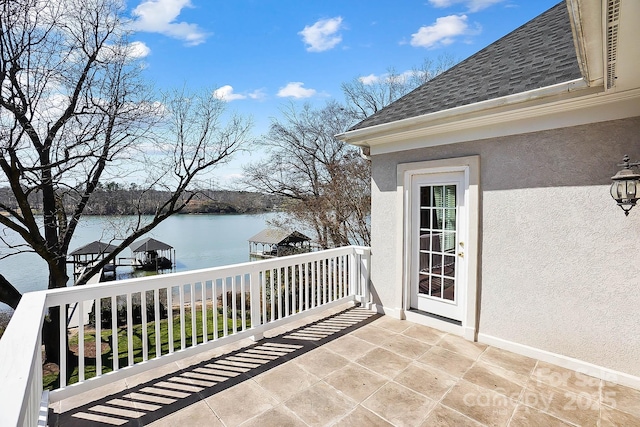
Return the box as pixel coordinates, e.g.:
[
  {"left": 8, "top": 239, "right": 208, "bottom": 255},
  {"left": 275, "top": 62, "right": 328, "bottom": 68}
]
[{"left": 397, "top": 156, "right": 480, "bottom": 340}]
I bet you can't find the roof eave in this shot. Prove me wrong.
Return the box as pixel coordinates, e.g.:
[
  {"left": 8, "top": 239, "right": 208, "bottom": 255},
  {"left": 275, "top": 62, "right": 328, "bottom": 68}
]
[{"left": 336, "top": 78, "right": 590, "bottom": 147}]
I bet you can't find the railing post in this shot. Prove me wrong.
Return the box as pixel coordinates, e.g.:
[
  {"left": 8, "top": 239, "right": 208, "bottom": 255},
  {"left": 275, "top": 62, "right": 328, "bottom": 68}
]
[
  {"left": 355, "top": 247, "right": 371, "bottom": 309},
  {"left": 250, "top": 271, "right": 263, "bottom": 341}
]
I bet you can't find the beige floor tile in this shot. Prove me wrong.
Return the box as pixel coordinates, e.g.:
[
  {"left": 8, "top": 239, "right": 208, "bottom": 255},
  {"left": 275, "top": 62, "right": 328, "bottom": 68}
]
[
  {"left": 530, "top": 361, "right": 601, "bottom": 397},
  {"left": 356, "top": 347, "right": 413, "bottom": 379},
  {"left": 402, "top": 324, "right": 447, "bottom": 345},
  {"left": 253, "top": 361, "right": 319, "bottom": 402},
  {"left": 520, "top": 380, "right": 599, "bottom": 427},
  {"left": 323, "top": 334, "right": 376, "bottom": 359},
  {"left": 508, "top": 404, "right": 572, "bottom": 426},
  {"left": 420, "top": 404, "right": 484, "bottom": 426},
  {"left": 600, "top": 403, "right": 640, "bottom": 427},
  {"left": 437, "top": 334, "right": 487, "bottom": 360},
  {"left": 124, "top": 362, "right": 182, "bottom": 388},
  {"left": 205, "top": 379, "right": 278, "bottom": 426},
  {"left": 602, "top": 381, "right": 640, "bottom": 419},
  {"left": 370, "top": 316, "right": 411, "bottom": 333},
  {"left": 58, "top": 379, "right": 128, "bottom": 412},
  {"left": 335, "top": 405, "right": 394, "bottom": 427},
  {"left": 394, "top": 363, "right": 457, "bottom": 401},
  {"left": 284, "top": 381, "right": 356, "bottom": 427},
  {"left": 173, "top": 346, "right": 229, "bottom": 369},
  {"left": 381, "top": 334, "right": 432, "bottom": 360},
  {"left": 146, "top": 400, "right": 223, "bottom": 426},
  {"left": 463, "top": 360, "right": 527, "bottom": 398},
  {"left": 363, "top": 382, "right": 435, "bottom": 427},
  {"left": 293, "top": 346, "right": 350, "bottom": 378},
  {"left": 418, "top": 346, "right": 476, "bottom": 378},
  {"left": 351, "top": 324, "right": 397, "bottom": 345},
  {"left": 479, "top": 347, "right": 537, "bottom": 378},
  {"left": 239, "top": 406, "right": 306, "bottom": 427},
  {"left": 325, "top": 363, "right": 387, "bottom": 402},
  {"left": 441, "top": 379, "right": 517, "bottom": 427}
]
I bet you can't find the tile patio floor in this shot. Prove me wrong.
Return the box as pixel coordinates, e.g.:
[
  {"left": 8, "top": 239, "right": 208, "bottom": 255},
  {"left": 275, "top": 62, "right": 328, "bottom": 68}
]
[{"left": 49, "top": 304, "right": 640, "bottom": 427}]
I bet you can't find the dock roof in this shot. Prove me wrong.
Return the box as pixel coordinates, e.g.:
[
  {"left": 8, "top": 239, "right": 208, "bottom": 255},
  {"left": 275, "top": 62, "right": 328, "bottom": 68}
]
[
  {"left": 70, "top": 241, "right": 118, "bottom": 256},
  {"left": 248, "top": 229, "right": 311, "bottom": 245},
  {"left": 130, "top": 237, "right": 173, "bottom": 253}
]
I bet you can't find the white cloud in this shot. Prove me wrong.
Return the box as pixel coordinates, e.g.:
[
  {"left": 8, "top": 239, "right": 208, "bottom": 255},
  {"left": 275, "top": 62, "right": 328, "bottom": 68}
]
[
  {"left": 248, "top": 89, "right": 266, "bottom": 100},
  {"left": 213, "top": 85, "right": 246, "bottom": 101},
  {"left": 277, "top": 82, "right": 317, "bottom": 99},
  {"left": 129, "top": 0, "right": 208, "bottom": 46},
  {"left": 126, "top": 41, "right": 151, "bottom": 59},
  {"left": 358, "top": 74, "right": 379, "bottom": 85},
  {"left": 410, "top": 15, "right": 470, "bottom": 48},
  {"left": 428, "top": 0, "right": 504, "bottom": 13},
  {"left": 299, "top": 17, "right": 344, "bottom": 52}
]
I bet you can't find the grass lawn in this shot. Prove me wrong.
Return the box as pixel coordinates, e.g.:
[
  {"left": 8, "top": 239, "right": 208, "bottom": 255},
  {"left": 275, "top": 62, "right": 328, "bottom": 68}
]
[{"left": 44, "top": 305, "right": 249, "bottom": 390}]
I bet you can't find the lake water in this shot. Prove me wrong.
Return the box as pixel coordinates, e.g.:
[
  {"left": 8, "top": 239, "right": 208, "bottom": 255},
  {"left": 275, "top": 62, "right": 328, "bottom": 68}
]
[{"left": 0, "top": 213, "right": 276, "bottom": 311}]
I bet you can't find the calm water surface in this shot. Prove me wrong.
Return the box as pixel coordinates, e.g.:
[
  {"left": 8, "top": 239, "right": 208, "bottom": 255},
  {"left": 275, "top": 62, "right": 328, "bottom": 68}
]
[{"left": 0, "top": 214, "right": 275, "bottom": 311}]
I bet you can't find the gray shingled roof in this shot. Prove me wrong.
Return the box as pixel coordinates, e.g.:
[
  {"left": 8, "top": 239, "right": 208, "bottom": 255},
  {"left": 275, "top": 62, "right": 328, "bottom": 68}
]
[
  {"left": 248, "top": 229, "right": 311, "bottom": 245},
  {"left": 130, "top": 237, "right": 173, "bottom": 253},
  {"left": 70, "top": 241, "right": 118, "bottom": 256},
  {"left": 349, "top": 2, "right": 582, "bottom": 132}
]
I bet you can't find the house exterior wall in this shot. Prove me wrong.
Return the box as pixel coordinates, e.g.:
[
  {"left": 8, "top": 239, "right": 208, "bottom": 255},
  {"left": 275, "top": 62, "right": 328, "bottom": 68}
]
[{"left": 370, "top": 116, "right": 640, "bottom": 377}]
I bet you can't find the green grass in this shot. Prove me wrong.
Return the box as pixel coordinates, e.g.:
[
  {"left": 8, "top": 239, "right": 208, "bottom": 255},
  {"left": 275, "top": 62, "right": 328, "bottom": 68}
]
[{"left": 44, "top": 306, "right": 250, "bottom": 390}]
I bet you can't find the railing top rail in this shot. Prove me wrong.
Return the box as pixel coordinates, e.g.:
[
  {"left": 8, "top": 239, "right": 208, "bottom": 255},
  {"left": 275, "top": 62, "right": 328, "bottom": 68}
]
[{"left": 0, "top": 292, "right": 47, "bottom": 426}]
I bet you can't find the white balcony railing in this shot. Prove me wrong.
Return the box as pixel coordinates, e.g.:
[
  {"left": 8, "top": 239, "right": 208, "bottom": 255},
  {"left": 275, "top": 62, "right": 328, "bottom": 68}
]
[{"left": 0, "top": 246, "right": 371, "bottom": 427}]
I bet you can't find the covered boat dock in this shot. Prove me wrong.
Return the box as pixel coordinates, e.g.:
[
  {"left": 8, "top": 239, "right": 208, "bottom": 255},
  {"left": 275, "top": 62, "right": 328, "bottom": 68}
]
[
  {"left": 130, "top": 237, "right": 175, "bottom": 271},
  {"left": 248, "top": 229, "right": 311, "bottom": 258}
]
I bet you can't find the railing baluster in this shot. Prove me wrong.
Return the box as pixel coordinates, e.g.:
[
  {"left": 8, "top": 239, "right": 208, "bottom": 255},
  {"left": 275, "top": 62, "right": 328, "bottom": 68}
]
[
  {"left": 312, "top": 261, "right": 316, "bottom": 308},
  {"left": 270, "top": 269, "right": 275, "bottom": 322},
  {"left": 276, "top": 268, "right": 282, "bottom": 319},
  {"left": 96, "top": 297, "right": 102, "bottom": 376},
  {"left": 298, "top": 263, "right": 303, "bottom": 313},
  {"left": 201, "top": 281, "right": 208, "bottom": 344},
  {"left": 126, "top": 293, "right": 133, "bottom": 367},
  {"left": 59, "top": 304, "right": 66, "bottom": 388},
  {"left": 285, "top": 266, "right": 289, "bottom": 316},
  {"left": 261, "top": 270, "right": 267, "bottom": 324},
  {"left": 154, "top": 289, "right": 161, "bottom": 358},
  {"left": 141, "top": 292, "right": 148, "bottom": 361},
  {"left": 250, "top": 270, "right": 263, "bottom": 341},
  {"left": 167, "top": 287, "right": 174, "bottom": 354},
  {"left": 111, "top": 295, "right": 118, "bottom": 371},
  {"left": 241, "top": 274, "right": 247, "bottom": 331},
  {"left": 222, "top": 278, "right": 228, "bottom": 337},
  {"left": 78, "top": 300, "right": 85, "bottom": 382},
  {"left": 213, "top": 280, "right": 219, "bottom": 340},
  {"left": 190, "top": 283, "right": 197, "bottom": 346},
  {"left": 179, "top": 285, "right": 185, "bottom": 350},
  {"left": 232, "top": 275, "right": 237, "bottom": 333},
  {"left": 304, "top": 263, "right": 309, "bottom": 310},
  {"left": 292, "top": 265, "right": 297, "bottom": 315}
]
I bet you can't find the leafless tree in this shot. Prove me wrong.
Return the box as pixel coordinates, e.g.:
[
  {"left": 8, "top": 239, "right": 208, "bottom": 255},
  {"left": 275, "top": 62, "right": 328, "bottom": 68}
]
[
  {"left": 243, "top": 101, "right": 370, "bottom": 248},
  {"left": 341, "top": 54, "right": 456, "bottom": 121},
  {"left": 0, "top": 0, "right": 252, "bottom": 362}
]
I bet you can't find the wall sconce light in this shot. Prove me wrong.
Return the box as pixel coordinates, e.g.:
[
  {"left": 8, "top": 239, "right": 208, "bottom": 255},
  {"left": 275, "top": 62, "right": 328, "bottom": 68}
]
[{"left": 610, "top": 155, "right": 640, "bottom": 216}]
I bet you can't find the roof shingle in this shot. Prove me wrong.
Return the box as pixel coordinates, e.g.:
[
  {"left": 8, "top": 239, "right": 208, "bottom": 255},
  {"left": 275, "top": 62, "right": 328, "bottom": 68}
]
[{"left": 349, "top": 2, "right": 582, "bottom": 132}]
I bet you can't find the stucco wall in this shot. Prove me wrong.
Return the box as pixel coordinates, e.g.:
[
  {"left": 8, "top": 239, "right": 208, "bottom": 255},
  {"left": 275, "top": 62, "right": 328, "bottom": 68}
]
[{"left": 370, "top": 116, "right": 640, "bottom": 377}]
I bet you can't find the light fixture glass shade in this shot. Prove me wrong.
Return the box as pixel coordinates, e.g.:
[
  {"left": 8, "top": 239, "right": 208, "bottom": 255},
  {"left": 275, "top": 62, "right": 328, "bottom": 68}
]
[{"left": 610, "top": 160, "right": 640, "bottom": 215}]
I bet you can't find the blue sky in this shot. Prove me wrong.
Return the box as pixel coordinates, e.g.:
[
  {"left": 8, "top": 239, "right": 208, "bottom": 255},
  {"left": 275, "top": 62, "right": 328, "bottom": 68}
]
[{"left": 125, "top": 0, "right": 561, "bottom": 185}]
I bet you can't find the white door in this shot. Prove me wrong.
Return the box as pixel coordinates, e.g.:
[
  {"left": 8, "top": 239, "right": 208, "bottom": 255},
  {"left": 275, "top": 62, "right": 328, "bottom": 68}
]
[{"left": 410, "top": 172, "right": 466, "bottom": 321}]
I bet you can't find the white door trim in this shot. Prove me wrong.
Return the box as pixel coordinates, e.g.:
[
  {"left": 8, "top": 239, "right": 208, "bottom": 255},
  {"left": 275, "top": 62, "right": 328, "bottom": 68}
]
[{"left": 397, "top": 156, "right": 480, "bottom": 341}]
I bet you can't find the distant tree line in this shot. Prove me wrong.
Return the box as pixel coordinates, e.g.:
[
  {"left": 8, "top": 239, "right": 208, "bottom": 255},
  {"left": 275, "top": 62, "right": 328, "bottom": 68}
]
[{"left": 0, "top": 185, "right": 279, "bottom": 216}]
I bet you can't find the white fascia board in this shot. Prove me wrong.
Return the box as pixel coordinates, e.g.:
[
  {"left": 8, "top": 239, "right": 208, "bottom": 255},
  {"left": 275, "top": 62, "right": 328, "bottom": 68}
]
[{"left": 338, "top": 83, "right": 640, "bottom": 156}]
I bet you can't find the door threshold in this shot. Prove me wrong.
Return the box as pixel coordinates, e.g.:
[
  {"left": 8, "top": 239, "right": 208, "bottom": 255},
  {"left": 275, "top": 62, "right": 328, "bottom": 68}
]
[{"left": 407, "top": 308, "right": 462, "bottom": 326}]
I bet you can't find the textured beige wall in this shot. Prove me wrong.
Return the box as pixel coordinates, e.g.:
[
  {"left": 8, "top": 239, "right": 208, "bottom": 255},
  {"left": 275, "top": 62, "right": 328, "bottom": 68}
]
[{"left": 370, "top": 116, "right": 640, "bottom": 376}]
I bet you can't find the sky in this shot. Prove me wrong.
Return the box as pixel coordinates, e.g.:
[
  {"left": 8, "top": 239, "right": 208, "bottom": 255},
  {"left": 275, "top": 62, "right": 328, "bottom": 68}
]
[{"left": 125, "top": 0, "right": 561, "bottom": 186}]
